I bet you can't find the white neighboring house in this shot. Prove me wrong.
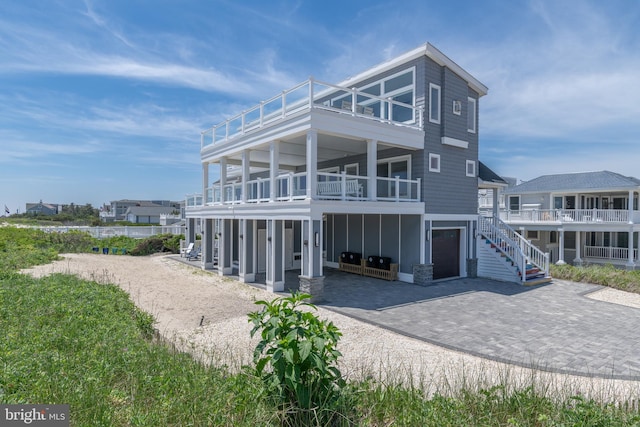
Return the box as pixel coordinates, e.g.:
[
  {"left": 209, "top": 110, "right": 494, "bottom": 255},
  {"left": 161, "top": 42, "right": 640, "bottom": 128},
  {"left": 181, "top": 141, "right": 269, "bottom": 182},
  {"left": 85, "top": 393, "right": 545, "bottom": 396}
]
[{"left": 495, "top": 171, "right": 640, "bottom": 269}]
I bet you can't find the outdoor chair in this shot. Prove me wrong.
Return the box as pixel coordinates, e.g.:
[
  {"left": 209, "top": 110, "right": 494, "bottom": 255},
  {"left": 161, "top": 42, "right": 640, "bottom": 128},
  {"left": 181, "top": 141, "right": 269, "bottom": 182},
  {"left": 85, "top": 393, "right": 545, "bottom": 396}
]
[
  {"left": 186, "top": 246, "right": 201, "bottom": 261},
  {"left": 180, "top": 242, "right": 194, "bottom": 258}
]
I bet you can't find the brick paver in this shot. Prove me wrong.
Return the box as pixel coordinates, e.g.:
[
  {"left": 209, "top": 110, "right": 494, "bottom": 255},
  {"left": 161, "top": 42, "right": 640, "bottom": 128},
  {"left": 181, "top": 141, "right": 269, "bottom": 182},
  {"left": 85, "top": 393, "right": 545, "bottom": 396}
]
[{"left": 316, "top": 270, "right": 640, "bottom": 380}]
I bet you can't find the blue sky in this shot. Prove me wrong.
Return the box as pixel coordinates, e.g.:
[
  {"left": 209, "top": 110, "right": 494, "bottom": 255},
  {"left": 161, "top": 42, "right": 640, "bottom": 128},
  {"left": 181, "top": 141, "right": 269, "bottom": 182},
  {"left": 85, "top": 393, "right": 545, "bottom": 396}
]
[{"left": 1, "top": 0, "right": 639, "bottom": 213}]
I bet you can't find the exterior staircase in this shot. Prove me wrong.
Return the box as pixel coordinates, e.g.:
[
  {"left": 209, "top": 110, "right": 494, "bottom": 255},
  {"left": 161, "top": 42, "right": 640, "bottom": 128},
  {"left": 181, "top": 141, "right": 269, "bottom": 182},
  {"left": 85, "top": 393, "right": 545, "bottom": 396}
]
[{"left": 477, "top": 216, "right": 551, "bottom": 285}]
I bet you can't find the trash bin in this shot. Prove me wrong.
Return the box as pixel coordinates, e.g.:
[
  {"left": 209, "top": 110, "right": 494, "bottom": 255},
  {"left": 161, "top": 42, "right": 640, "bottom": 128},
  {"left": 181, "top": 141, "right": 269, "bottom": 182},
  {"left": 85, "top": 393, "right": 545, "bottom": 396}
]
[{"left": 102, "top": 247, "right": 109, "bottom": 255}]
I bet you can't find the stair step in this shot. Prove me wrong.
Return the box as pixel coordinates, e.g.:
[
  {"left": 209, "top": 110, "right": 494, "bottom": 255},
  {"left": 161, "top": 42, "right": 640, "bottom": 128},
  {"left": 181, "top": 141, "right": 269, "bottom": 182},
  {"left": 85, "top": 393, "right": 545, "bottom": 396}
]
[{"left": 524, "top": 276, "right": 553, "bottom": 286}]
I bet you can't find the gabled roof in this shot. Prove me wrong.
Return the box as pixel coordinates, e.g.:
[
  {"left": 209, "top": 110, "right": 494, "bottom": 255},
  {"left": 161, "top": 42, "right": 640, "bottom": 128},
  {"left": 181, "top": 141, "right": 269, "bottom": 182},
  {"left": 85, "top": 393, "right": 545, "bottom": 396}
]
[
  {"left": 504, "top": 171, "right": 640, "bottom": 194},
  {"left": 478, "top": 161, "right": 507, "bottom": 188}
]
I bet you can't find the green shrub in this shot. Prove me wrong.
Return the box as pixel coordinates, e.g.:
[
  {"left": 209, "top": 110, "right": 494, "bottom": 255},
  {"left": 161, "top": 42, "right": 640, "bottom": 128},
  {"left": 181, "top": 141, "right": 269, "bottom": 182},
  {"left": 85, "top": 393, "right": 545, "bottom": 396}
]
[{"left": 248, "top": 292, "right": 347, "bottom": 425}]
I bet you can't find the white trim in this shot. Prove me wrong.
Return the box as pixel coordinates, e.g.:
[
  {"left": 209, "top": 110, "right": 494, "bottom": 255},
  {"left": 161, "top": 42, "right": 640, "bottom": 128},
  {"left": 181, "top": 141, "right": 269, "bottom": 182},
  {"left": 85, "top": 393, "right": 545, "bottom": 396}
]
[
  {"left": 337, "top": 42, "right": 488, "bottom": 97},
  {"left": 467, "top": 97, "right": 477, "bottom": 134},
  {"left": 344, "top": 163, "right": 359, "bottom": 175},
  {"left": 429, "top": 83, "right": 441, "bottom": 124},
  {"left": 441, "top": 136, "right": 468, "bottom": 149},
  {"left": 428, "top": 153, "right": 440, "bottom": 173},
  {"left": 466, "top": 160, "right": 476, "bottom": 177}
]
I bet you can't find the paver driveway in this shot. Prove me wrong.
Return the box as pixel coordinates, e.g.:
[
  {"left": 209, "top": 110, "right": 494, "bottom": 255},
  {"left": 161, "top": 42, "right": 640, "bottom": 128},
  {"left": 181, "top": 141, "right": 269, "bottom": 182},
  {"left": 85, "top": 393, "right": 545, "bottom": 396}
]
[{"left": 316, "top": 270, "right": 640, "bottom": 380}]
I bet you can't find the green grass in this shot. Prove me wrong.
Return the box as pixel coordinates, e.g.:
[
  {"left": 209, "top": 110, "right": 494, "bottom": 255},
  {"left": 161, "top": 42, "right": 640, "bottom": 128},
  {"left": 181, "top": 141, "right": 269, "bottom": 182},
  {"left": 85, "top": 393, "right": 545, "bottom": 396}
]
[
  {"left": 2, "top": 226, "right": 640, "bottom": 426},
  {"left": 551, "top": 263, "right": 640, "bottom": 293}
]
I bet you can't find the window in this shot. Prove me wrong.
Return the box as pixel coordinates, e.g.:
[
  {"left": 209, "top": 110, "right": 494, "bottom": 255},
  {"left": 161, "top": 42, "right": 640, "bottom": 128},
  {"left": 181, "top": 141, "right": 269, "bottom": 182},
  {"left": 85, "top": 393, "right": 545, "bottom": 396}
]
[
  {"left": 467, "top": 97, "right": 476, "bottom": 133},
  {"left": 509, "top": 196, "right": 520, "bottom": 211},
  {"left": 526, "top": 230, "right": 539, "bottom": 240},
  {"left": 344, "top": 163, "right": 359, "bottom": 176},
  {"left": 466, "top": 160, "right": 476, "bottom": 177},
  {"left": 377, "top": 155, "right": 411, "bottom": 198},
  {"left": 429, "top": 83, "right": 441, "bottom": 124},
  {"left": 553, "top": 196, "right": 563, "bottom": 209},
  {"left": 354, "top": 68, "right": 415, "bottom": 123},
  {"left": 429, "top": 153, "right": 440, "bottom": 173}
]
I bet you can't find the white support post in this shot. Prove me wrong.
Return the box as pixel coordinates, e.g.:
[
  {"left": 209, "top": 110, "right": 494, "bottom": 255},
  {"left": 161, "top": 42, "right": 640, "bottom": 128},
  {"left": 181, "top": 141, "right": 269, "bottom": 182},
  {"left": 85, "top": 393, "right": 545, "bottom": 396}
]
[
  {"left": 269, "top": 141, "right": 280, "bottom": 202},
  {"left": 241, "top": 150, "right": 250, "bottom": 203},
  {"left": 202, "top": 163, "right": 209, "bottom": 198},
  {"left": 367, "top": 139, "right": 377, "bottom": 201},
  {"left": 306, "top": 130, "right": 318, "bottom": 199},
  {"left": 556, "top": 229, "right": 566, "bottom": 265},
  {"left": 627, "top": 227, "right": 635, "bottom": 268},
  {"left": 574, "top": 231, "right": 582, "bottom": 265},
  {"left": 219, "top": 157, "right": 227, "bottom": 203}
]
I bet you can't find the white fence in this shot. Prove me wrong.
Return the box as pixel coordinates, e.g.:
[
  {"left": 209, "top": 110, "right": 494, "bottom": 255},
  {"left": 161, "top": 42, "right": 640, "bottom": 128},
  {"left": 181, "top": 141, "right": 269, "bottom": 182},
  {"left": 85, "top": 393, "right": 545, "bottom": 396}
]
[{"left": 36, "top": 225, "right": 186, "bottom": 239}]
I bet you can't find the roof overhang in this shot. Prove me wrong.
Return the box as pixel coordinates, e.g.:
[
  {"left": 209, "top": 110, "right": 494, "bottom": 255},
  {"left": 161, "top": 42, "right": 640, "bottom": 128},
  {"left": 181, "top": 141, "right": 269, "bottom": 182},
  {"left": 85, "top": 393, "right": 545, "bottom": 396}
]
[{"left": 338, "top": 42, "right": 488, "bottom": 97}]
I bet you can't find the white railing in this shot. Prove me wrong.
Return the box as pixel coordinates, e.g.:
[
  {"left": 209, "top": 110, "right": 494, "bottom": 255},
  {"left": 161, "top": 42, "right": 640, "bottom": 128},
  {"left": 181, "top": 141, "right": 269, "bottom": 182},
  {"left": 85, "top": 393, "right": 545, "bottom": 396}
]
[
  {"left": 316, "top": 172, "right": 368, "bottom": 200},
  {"left": 500, "top": 209, "right": 632, "bottom": 223},
  {"left": 584, "top": 246, "right": 638, "bottom": 261},
  {"left": 36, "top": 225, "right": 185, "bottom": 239},
  {"left": 201, "top": 77, "right": 424, "bottom": 148},
  {"left": 478, "top": 216, "right": 550, "bottom": 283},
  {"left": 190, "top": 172, "right": 422, "bottom": 207},
  {"left": 186, "top": 194, "right": 203, "bottom": 207},
  {"left": 276, "top": 172, "right": 307, "bottom": 201},
  {"left": 375, "top": 176, "right": 421, "bottom": 202}
]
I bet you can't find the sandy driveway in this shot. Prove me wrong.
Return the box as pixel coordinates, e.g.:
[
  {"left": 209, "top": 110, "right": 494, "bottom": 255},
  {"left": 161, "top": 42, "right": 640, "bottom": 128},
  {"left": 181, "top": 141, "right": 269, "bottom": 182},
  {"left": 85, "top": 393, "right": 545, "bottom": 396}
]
[{"left": 22, "top": 253, "right": 640, "bottom": 401}]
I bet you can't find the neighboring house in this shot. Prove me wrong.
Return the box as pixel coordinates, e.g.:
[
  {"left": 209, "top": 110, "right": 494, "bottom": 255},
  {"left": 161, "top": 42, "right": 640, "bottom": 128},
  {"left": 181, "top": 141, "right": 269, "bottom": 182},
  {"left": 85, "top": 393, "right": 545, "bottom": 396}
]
[
  {"left": 124, "top": 205, "right": 178, "bottom": 224},
  {"left": 184, "top": 42, "right": 549, "bottom": 296},
  {"left": 497, "top": 171, "right": 640, "bottom": 268},
  {"left": 100, "top": 199, "right": 181, "bottom": 223},
  {"left": 25, "top": 201, "right": 60, "bottom": 216}
]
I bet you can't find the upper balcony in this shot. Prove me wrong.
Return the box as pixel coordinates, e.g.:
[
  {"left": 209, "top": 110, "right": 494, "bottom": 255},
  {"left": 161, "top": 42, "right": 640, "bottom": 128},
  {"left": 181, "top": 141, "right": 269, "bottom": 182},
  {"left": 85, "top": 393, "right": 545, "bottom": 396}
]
[
  {"left": 490, "top": 209, "right": 640, "bottom": 225},
  {"left": 186, "top": 170, "right": 421, "bottom": 209},
  {"left": 200, "top": 77, "right": 424, "bottom": 155}
]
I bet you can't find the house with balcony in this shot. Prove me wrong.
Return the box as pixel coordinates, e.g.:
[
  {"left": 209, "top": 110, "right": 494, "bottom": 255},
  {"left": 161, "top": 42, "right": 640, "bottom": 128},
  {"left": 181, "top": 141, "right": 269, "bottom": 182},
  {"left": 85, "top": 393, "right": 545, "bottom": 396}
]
[
  {"left": 496, "top": 171, "right": 640, "bottom": 269},
  {"left": 185, "top": 42, "right": 550, "bottom": 297}
]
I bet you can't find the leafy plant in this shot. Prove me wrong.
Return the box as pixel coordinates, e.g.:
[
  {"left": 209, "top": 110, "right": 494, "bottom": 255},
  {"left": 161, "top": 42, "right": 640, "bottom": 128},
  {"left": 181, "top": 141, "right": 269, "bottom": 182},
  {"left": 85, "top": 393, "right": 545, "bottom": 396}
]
[{"left": 248, "top": 292, "right": 346, "bottom": 423}]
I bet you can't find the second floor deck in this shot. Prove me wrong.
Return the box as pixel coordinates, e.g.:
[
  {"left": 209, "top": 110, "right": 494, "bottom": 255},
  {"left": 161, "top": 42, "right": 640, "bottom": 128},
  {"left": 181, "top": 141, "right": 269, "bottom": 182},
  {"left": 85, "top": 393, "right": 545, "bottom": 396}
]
[
  {"left": 483, "top": 208, "right": 640, "bottom": 225},
  {"left": 186, "top": 170, "right": 421, "bottom": 208}
]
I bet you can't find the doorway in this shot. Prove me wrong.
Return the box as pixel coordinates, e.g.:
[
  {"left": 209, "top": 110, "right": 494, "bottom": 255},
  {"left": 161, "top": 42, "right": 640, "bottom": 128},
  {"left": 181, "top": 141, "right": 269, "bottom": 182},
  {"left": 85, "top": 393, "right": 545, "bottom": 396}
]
[{"left": 432, "top": 229, "right": 460, "bottom": 279}]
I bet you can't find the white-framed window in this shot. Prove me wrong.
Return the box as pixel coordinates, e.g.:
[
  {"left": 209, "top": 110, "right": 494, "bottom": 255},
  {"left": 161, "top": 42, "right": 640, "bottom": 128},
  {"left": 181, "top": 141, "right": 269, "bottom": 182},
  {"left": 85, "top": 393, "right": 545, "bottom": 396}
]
[
  {"left": 344, "top": 163, "right": 359, "bottom": 176},
  {"left": 509, "top": 196, "right": 520, "bottom": 211},
  {"left": 377, "top": 155, "right": 411, "bottom": 198},
  {"left": 428, "top": 153, "right": 440, "bottom": 172},
  {"left": 334, "top": 67, "right": 416, "bottom": 123},
  {"left": 466, "top": 160, "right": 476, "bottom": 177},
  {"left": 429, "top": 83, "right": 441, "bottom": 124},
  {"left": 318, "top": 166, "right": 339, "bottom": 182},
  {"left": 467, "top": 97, "right": 476, "bottom": 133},
  {"left": 526, "top": 230, "right": 539, "bottom": 240}
]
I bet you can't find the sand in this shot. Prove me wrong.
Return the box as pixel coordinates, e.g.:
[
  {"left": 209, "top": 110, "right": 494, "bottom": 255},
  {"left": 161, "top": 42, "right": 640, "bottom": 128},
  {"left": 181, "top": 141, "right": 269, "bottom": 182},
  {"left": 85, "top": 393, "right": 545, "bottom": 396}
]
[{"left": 21, "top": 253, "right": 640, "bottom": 402}]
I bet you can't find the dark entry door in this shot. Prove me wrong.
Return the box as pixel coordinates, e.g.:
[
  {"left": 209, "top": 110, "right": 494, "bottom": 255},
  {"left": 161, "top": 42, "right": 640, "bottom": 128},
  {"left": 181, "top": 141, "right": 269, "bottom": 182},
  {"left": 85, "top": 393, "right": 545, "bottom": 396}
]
[{"left": 432, "top": 229, "right": 460, "bottom": 279}]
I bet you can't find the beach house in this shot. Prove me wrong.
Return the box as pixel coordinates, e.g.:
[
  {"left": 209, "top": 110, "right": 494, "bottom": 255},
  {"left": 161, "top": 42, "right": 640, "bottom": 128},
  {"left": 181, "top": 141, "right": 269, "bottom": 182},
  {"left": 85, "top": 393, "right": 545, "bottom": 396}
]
[
  {"left": 184, "top": 42, "right": 550, "bottom": 297},
  {"left": 495, "top": 171, "right": 640, "bottom": 269}
]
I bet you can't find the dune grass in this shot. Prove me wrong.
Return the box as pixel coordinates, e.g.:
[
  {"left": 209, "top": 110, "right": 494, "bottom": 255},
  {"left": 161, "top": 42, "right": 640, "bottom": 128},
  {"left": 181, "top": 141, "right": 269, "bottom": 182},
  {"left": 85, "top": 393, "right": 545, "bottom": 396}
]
[{"left": 2, "top": 226, "right": 640, "bottom": 426}]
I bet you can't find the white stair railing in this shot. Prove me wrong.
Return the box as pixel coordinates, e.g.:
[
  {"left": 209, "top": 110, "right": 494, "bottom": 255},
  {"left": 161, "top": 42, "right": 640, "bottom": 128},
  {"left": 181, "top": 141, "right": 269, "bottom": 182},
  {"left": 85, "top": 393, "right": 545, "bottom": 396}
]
[{"left": 478, "top": 216, "right": 550, "bottom": 283}]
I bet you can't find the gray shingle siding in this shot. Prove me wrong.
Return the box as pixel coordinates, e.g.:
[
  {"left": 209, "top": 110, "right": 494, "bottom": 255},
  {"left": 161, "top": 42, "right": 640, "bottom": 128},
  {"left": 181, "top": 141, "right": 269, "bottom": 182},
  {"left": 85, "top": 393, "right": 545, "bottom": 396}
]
[{"left": 421, "top": 58, "right": 479, "bottom": 215}]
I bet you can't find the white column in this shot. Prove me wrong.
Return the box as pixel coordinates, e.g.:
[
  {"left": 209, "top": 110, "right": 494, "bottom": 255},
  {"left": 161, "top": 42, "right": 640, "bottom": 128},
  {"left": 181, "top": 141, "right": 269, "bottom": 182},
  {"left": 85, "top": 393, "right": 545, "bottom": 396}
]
[
  {"left": 241, "top": 150, "right": 250, "bottom": 203},
  {"left": 202, "top": 163, "right": 209, "bottom": 196},
  {"left": 629, "top": 190, "right": 634, "bottom": 224},
  {"left": 556, "top": 229, "right": 566, "bottom": 265},
  {"left": 492, "top": 188, "right": 499, "bottom": 217},
  {"left": 306, "top": 130, "right": 318, "bottom": 199},
  {"left": 269, "top": 141, "right": 280, "bottom": 202},
  {"left": 367, "top": 139, "right": 378, "bottom": 200},
  {"left": 219, "top": 157, "right": 227, "bottom": 203},
  {"left": 627, "top": 227, "right": 635, "bottom": 268},
  {"left": 574, "top": 231, "right": 582, "bottom": 265}
]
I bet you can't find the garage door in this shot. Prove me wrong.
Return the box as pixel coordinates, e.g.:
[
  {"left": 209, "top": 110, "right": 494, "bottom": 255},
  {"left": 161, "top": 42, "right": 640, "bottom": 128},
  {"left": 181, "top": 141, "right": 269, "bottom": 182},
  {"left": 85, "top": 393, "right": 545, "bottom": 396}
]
[{"left": 432, "top": 229, "right": 460, "bottom": 280}]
